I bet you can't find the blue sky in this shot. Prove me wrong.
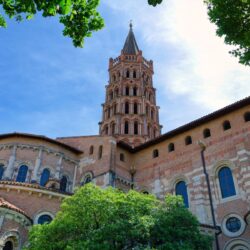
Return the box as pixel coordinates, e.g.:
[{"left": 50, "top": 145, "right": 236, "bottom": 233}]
[{"left": 0, "top": 0, "right": 250, "bottom": 138}]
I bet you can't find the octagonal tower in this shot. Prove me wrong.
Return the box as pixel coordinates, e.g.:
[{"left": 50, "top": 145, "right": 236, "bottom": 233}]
[{"left": 99, "top": 24, "right": 162, "bottom": 146}]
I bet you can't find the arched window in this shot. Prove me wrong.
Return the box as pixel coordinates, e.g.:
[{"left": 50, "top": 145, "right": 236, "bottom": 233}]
[
  {"left": 60, "top": 176, "right": 68, "bottom": 192},
  {"left": 175, "top": 181, "right": 189, "bottom": 207},
  {"left": 151, "top": 109, "right": 154, "bottom": 120},
  {"left": 168, "top": 143, "right": 175, "bottom": 152},
  {"left": 98, "top": 145, "right": 103, "bottom": 159},
  {"left": 223, "top": 120, "right": 231, "bottom": 131},
  {"left": 149, "top": 93, "right": 152, "bottom": 101},
  {"left": 146, "top": 105, "right": 149, "bottom": 116},
  {"left": 105, "top": 125, "right": 108, "bottom": 135},
  {"left": 126, "top": 69, "right": 130, "bottom": 78},
  {"left": 107, "top": 108, "right": 111, "bottom": 118},
  {"left": 38, "top": 214, "right": 53, "bottom": 225},
  {"left": 124, "top": 121, "right": 129, "bottom": 134},
  {"left": 218, "top": 167, "right": 236, "bottom": 198},
  {"left": 133, "top": 87, "right": 137, "bottom": 96},
  {"left": 111, "top": 123, "right": 116, "bottom": 135},
  {"left": 40, "top": 168, "right": 50, "bottom": 186},
  {"left": 244, "top": 112, "right": 250, "bottom": 122},
  {"left": 133, "top": 70, "right": 136, "bottom": 78},
  {"left": 109, "top": 91, "right": 113, "bottom": 100},
  {"left": 125, "top": 102, "right": 129, "bottom": 114},
  {"left": 112, "top": 74, "right": 116, "bottom": 82},
  {"left": 134, "top": 103, "right": 138, "bottom": 114},
  {"left": 153, "top": 149, "right": 159, "bottom": 158},
  {"left": 83, "top": 174, "right": 92, "bottom": 185},
  {"left": 125, "top": 87, "right": 130, "bottom": 96},
  {"left": 16, "top": 165, "right": 28, "bottom": 183},
  {"left": 89, "top": 146, "right": 94, "bottom": 155},
  {"left": 115, "top": 88, "right": 119, "bottom": 97},
  {"left": 120, "top": 153, "right": 125, "bottom": 162},
  {"left": 147, "top": 125, "right": 151, "bottom": 137},
  {"left": 3, "top": 241, "right": 13, "bottom": 250},
  {"left": 185, "top": 136, "right": 192, "bottom": 145},
  {"left": 134, "top": 121, "right": 138, "bottom": 135},
  {"left": 0, "top": 164, "right": 4, "bottom": 180},
  {"left": 203, "top": 128, "right": 211, "bottom": 138},
  {"left": 153, "top": 128, "right": 157, "bottom": 138},
  {"left": 113, "top": 104, "right": 117, "bottom": 115}
]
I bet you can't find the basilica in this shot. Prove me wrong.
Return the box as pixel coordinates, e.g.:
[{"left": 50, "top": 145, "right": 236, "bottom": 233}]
[{"left": 0, "top": 25, "right": 249, "bottom": 250}]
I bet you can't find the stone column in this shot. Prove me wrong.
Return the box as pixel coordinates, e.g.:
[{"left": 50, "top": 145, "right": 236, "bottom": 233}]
[
  {"left": 72, "top": 164, "right": 78, "bottom": 191},
  {"left": 55, "top": 154, "right": 63, "bottom": 179},
  {"left": 31, "top": 147, "right": 43, "bottom": 183},
  {"left": 3, "top": 145, "right": 17, "bottom": 180}
]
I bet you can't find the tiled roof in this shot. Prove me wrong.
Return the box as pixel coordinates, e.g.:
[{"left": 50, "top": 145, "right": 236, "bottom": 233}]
[
  {"left": 118, "top": 96, "right": 250, "bottom": 152},
  {"left": 0, "top": 197, "right": 32, "bottom": 222},
  {"left": 122, "top": 23, "right": 140, "bottom": 55}
]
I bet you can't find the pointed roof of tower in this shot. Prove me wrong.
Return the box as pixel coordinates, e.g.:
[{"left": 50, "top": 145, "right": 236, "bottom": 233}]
[{"left": 122, "top": 22, "right": 140, "bottom": 55}]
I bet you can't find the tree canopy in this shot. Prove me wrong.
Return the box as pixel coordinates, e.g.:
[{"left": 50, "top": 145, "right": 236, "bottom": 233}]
[
  {"left": 2, "top": 0, "right": 248, "bottom": 65},
  {"left": 205, "top": 0, "right": 250, "bottom": 66},
  {"left": 24, "top": 184, "right": 212, "bottom": 250},
  {"left": 0, "top": 0, "right": 104, "bottom": 47}
]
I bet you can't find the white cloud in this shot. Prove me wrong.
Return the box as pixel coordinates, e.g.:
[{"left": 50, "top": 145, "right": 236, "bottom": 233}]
[{"left": 104, "top": 0, "right": 250, "bottom": 110}]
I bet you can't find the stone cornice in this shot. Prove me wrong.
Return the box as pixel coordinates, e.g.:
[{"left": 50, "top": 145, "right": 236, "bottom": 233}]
[
  {"left": 0, "top": 143, "right": 79, "bottom": 164},
  {"left": 0, "top": 207, "right": 32, "bottom": 228},
  {"left": 0, "top": 181, "right": 71, "bottom": 199}
]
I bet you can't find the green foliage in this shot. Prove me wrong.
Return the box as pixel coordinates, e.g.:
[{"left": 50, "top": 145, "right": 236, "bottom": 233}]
[
  {"left": 24, "top": 184, "right": 212, "bottom": 250},
  {"left": 0, "top": 0, "right": 104, "bottom": 47},
  {"left": 205, "top": 0, "right": 250, "bottom": 65},
  {"left": 147, "top": 0, "right": 163, "bottom": 7}
]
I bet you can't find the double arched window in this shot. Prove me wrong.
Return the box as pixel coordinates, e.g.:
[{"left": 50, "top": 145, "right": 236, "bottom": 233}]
[
  {"left": 134, "top": 121, "right": 138, "bottom": 135},
  {"left": 60, "top": 176, "right": 68, "bottom": 192},
  {"left": 111, "top": 123, "right": 116, "bottom": 135},
  {"left": 16, "top": 165, "right": 28, "bottom": 183},
  {"left": 133, "top": 87, "right": 137, "bottom": 96},
  {"left": 218, "top": 167, "right": 236, "bottom": 198},
  {"left": 40, "top": 168, "right": 50, "bottom": 186},
  {"left": 124, "top": 121, "right": 129, "bottom": 134},
  {"left": 125, "top": 102, "right": 129, "bottom": 114},
  {"left": 0, "top": 164, "right": 4, "bottom": 180},
  {"left": 175, "top": 181, "right": 189, "bottom": 207},
  {"left": 126, "top": 69, "right": 130, "bottom": 78},
  {"left": 134, "top": 103, "right": 138, "bottom": 114}
]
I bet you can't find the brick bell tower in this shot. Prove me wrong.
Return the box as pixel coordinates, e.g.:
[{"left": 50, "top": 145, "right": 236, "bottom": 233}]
[{"left": 99, "top": 23, "right": 162, "bottom": 146}]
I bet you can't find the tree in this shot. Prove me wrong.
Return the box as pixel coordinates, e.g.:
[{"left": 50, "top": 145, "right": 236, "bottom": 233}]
[
  {"left": 0, "top": 0, "right": 161, "bottom": 47},
  {"left": 0, "top": 0, "right": 104, "bottom": 47},
  {"left": 205, "top": 0, "right": 250, "bottom": 66},
  {"left": 24, "top": 184, "right": 212, "bottom": 250}
]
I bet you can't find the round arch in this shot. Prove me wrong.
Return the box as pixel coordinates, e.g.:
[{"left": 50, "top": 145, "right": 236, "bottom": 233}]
[
  {"left": 0, "top": 231, "right": 19, "bottom": 250},
  {"left": 224, "top": 238, "right": 250, "bottom": 250}
]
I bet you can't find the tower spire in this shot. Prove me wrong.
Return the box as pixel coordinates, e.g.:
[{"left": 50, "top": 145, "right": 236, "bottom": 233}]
[
  {"left": 99, "top": 24, "right": 162, "bottom": 146},
  {"left": 122, "top": 22, "right": 139, "bottom": 55}
]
